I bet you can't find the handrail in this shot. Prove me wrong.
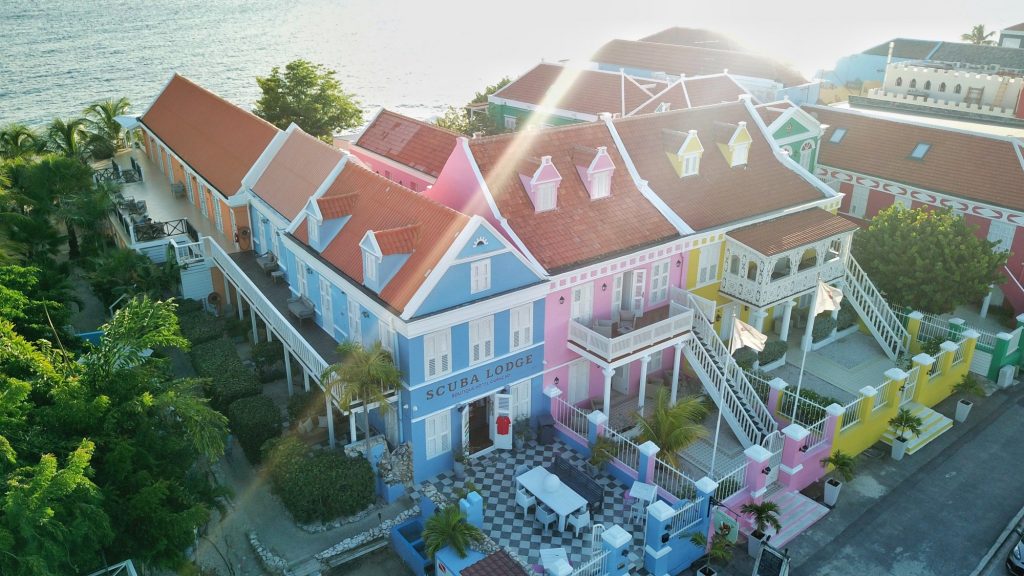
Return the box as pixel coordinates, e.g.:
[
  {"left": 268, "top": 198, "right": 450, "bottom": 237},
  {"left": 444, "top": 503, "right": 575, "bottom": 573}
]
[
  {"left": 843, "top": 256, "right": 910, "bottom": 359},
  {"left": 567, "top": 306, "right": 693, "bottom": 362}
]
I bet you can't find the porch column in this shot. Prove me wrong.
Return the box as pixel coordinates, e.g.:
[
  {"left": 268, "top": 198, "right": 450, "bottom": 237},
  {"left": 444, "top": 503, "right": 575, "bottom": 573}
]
[
  {"left": 236, "top": 291, "right": 244, "bottom": 321},
  {"left": 303, "top": 369, "right": 311, "bottom": 392},
  {"left": 744, "top": 445, "right": 772, "bottom": 501},
  {"left": 602, "top": 367, "right": 615, "bottom": 417},
  {"left": 223, "top": 276, "right": 232, "bottom": 314},
  {"left": 801, "top": 302, "right": 815, "bottom": 352},
  {"left": 751, "top": 309, "right": 767, "bottom": 333},
  {"left": 325, "top": 391, "right": 335, "bottom": 449},
  {"left": 767, "top": 377, "right": 787, "bottom": 419},
  {"left": 980, "top": 284, "right": 994, "bottom": 318},
  {"left": 266, "top": 321, "right": 274, "bottom": 342},
  {"left": 637, "top": 354, "right": 651, "bottom": 413},
  {"left": 250, "top": 307, "right": 259, "bottom": 343},
  {"left": 349, "top": 410, "right": 358, "bottom": 446},
  {"left": 779, "top": 299, "right": 796, "bottom": 341},
  {"left": 283, "top": 347, "right": 293, "bottom": 396},
  {"left": 778, "top": 423, "right": 809, "bottom": 489},
  {"left": 669, "top": 342, "right": 684, "bottom": 405}
]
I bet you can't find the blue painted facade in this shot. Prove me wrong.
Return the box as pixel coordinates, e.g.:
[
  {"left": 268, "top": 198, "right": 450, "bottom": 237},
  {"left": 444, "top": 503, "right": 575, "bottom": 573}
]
[{"left": 820, "top": 54, "right": 912, "bottom": 86}]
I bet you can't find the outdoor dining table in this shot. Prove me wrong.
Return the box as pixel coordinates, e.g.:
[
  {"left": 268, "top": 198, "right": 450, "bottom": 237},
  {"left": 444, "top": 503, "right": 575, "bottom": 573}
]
[{"left": 517, "top": 466, "right": 587, "bottom": 532}]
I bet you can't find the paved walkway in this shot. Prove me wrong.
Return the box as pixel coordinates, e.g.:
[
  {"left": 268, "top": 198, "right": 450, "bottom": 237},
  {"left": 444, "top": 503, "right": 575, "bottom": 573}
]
[
  {"left": 69, "top": 267, "right": 108, "bottom": 332},
  {"left": 775, "top": 331, "right": 894, "bottom": 398}
]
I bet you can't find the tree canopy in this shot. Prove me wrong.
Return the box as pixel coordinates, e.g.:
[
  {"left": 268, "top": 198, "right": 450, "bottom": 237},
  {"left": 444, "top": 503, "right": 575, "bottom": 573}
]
[
  {"left": 434, "top": 77, "right": 511, "bottom": 136},
  {"left": 253, "top": 60, "right": 363, "bottom": 141},
  {"left": 961, "top": 24, "right": 996, "bottom": 45},
  {"left": 853, "top": 206, "right": 1007, "bottom": 314}
]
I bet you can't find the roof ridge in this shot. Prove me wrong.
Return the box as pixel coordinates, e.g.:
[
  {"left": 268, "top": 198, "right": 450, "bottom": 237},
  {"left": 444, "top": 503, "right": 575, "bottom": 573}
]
[
  {"left": 376, "top": 108, "right": 463, "bottom": 137},
  {"left": 610, "top": 99, "right": 744, "bottom": 126},
  {"left": 168, "top": 73, "right": 279, "bottom": 132},
  {"left": 808, "top": 104, "right": 1022, "bottom": 143}
]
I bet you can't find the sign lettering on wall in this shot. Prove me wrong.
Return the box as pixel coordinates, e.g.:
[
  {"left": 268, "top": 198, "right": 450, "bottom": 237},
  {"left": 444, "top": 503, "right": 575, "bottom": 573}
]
[{"left": 412, "top": 346, "right": 541, "bottom": 415}]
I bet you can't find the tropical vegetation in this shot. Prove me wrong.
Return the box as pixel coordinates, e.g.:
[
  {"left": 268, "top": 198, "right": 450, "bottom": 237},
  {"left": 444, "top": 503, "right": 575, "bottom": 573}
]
[
  {"left": 740, "top": 501, "right": 782, "bottom": 537},
  {"left": 434, "top": 77, "right": 512, "bottom": 136},
  {"left": 228, "top": 394, "right": 283, "bottom": 464},
  {"left": 635, "top": 389, "right": 710, "bottom": 468},
  {"left": 690, "top": 523, "right": 735, "bottom": 574},
  {"left": 820, "top": 450, "right": 856, "bottom": 483},
  {"left": 321, "top": 341, "right": 402, "bottom": 453},
  {"left": 254, "top": 59, "right": 363, "bottom": 141},
  {"left": 961, "top": 24, "right": 996, "bottom": 45},
  {"left": 889, "top": 407, "right": 925, "bottom": 441},
  {"left": 422, "top": 504, "right": 485, "bottom": 559}
]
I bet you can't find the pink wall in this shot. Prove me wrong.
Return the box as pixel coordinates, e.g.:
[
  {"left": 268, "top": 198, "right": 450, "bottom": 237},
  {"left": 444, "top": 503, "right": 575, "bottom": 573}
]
[
  {"left": 427, "top": 138, "right": 504, "bottom": 233},
  {"left": 349, "top": 147, "right": 433, "bottom": 193}
]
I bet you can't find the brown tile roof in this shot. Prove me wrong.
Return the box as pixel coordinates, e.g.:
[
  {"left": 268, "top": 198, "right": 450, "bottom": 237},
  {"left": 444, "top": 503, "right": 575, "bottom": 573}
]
[
  {"left": 639, "top": 27, "right": 748, "bottom": 52},
  {"left": 461, "top": 551, "right": 530, "bottom": 576},
  {"left": 141, "top": 74, "right": 279, "bottom": 196},
  {"left": 755, "top": 100, "right": 797, "bottom": 125},
  {"left": 469, "top": 122, "right": 678, "bottom": 273},
  {"left": 613, "top": 101, "right": 826, "bottom": 231},
  {"left": 1007, "top": 23, "right": 1024, "bottom": 32},
  {"left": 727, "top": 208, "right": 857, "bottom": 255},
  {"left": 354, "top": 109, "right": 460, "bottom": 178},
  {"left": 292, "top": 161, "right": 468, "bottom": 312},
  {"left": 632, "top": 75, "right": 748, "bottom": 115},
  {"left": 375, "top": 224, "right": 420, "bottom": 255},
  {"left": 252, "top": 128, "right": 343, "bottom": 220},
  {"left": 493, "top": 63, "right": 666, "bottom": 117},
  {"left": 811, "top": 106, "right": 1024, "bottom": 212},
  {"left": 593, "top": 39, "right": 809, "bottom": 87},
  {"left": 317, "top": 193, "right": 358, "bottom": 219}
]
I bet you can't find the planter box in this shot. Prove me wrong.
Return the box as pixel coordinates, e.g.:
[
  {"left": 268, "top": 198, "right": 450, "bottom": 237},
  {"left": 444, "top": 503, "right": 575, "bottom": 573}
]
[
  {"left": 891, "top": 437, "right": 908, "bottom": 461},
  {"left": 955, "top": 399, "right": 973, "bottom": 423},
  {"left": 810, "top": 325, "right": 859, "bottom": 351},
  {"left": 758, "top": 353, "right": 787, "bottom": 372},
  {"left": 823, "top": 478, "right": 842, "bottom": 506},
  {"left": 747, "top": 532, "right": 765, "bottom": 558}
]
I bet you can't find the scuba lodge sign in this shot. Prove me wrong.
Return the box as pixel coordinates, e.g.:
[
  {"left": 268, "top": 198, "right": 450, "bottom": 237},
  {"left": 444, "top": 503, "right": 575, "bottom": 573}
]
[{"left": 412, "top": 346, "right": 541, "bottom": 414}]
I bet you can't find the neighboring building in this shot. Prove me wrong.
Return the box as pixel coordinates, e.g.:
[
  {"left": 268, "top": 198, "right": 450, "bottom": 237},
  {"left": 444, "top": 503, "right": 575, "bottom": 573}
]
[
  {"left": 591, "top": 33, "right": 818, "bottom": 104},
  {"left": 349, "top": 109, "right": 460, "bottom": 193},
  {"left": 999, "top": 23, "right": 1024, "bottom": 49},
  {"left": 755, "top": 100, "right": 827, "bottom": 172},
  {"left": 811, "top": 105, "right": 1024, "bottom": 311}
]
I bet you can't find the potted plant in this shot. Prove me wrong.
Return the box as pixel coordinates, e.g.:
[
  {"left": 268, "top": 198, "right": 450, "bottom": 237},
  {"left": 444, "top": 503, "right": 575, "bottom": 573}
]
[
  {"left": 689, "top": 523, "right": 735, "bottom": 576},
  {"left": 587, "top": 435, "right": 618, "bottom": 476},
  {"left": 888, "top": 407, "right": 924, "bottom": 461},
  {"left": 953, "top": 373, "right": 985, "bottom": 423},
  {"left": 452, "top": 449, "right": 470, "bottom": 480},
  {"left": 820, "top": 450, "right": 856, "bottom": 506},
  {"left": 422, "top": 504, "right": 484, "bottom": 560},
  {"left": 513, "top": 417, "right": 534, "bottom": 451},
  {"left": 739, "top": 501, "right": 782, "bottom": 558}
]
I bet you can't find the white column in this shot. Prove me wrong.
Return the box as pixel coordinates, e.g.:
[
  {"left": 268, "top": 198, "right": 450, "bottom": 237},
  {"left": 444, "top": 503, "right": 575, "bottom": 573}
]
[
  {"left": 602, "top": 367, "right": 615, "bottom": 417},
  {"left": 779, "top": 299, "right": 796, "bottom": 342},
  {"left": 325, "top": 391, "right": 335, "bottom": 448},
  {"left": 980, "top": 285, "right": 994, "bottom": 318},
  {"left": 670, "top": 342, "right": 684, "bottom": 405},
  {"left": 638, "top": 355, "right": 651, "bottom": 413},
  {"left": 349, "top": 410, "right": 358, "bottom": 446},
  {"left": 303, "top": 369, "right": 311, "bottom": 392},
  {"left": 283, "top": 347, "right": 293, "bottom": 396},
  {"left": 751, "top": 309, "right": 767, "bottom": 333},
  {"left": 223, "top": 276, "right": 232, "bottom": 314},
  {"left": 250, "top": 308, "right": 259, "bottom": 343},
  {"left": 236, "top": 291, "right": 244, "bottom": 321},
  {"left": 266, "top": 322, "right": 274, "bottom": 342}
]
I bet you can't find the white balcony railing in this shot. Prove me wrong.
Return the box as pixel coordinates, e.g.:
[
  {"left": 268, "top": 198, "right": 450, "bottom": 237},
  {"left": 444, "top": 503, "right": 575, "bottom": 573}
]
[
  {"left": 720, "top": 257, "right": 845, "bottom": 308},
  {"left": 567, "top": 295, "right": 693, "bottom": 363}
]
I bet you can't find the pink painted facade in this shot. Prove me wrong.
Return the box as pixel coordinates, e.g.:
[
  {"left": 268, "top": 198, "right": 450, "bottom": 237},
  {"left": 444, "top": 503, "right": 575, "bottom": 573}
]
[
  {"left": 348, "top": 147, "right": 435, "bottom": 193},
  {"left": 428, "top": 138, "right": 507, "bottom": 234}
]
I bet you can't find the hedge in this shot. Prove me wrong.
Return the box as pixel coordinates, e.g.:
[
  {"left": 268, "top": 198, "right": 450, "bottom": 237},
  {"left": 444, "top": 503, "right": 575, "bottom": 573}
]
[
  {"left": 287, "top": 390, "right": 322, "bottom": 425},
  {"left": 191, "top": 338, "right": 261, "bottom": 412},
  {"left": 812, "top": 314, "right": 838, "bottom": 342},
  {"left": 178, "top": 310, "right": 226, "bottom": 344},
  {"left": 758, "top": 340, "right": 788, "bottom": 365},
  {"left": 251, "top": 340, "right": 285, "bottom": 382},
  {"left": 228, "top": 395, "right": 282, "bottom": 464},
  {"left": 837, "top": 305, "right": 858, "bottom": 331},
  {"left": 733, "top": 347, "right": 758, "bottom": 371},
  {"left": 263, "top": 437, "right": 375, "bottom": 523}
]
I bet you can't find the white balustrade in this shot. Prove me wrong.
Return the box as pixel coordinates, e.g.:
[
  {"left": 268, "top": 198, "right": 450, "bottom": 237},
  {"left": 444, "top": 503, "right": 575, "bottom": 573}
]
[
  {"left": 571, "top": 550, "right": 610, "bottom": 576},
  {"left": 841, "top": 397, "right": 863, "bottom": 431},
  {"left": 667, "top": 498, "right": 704, "bottom": 538},
  {"left": 552, "top": 396, "right": 589, "bottom": 440},
  {"left": 713, "top": 463, "right": 747, "bottom": 502},
  {"left": 843, "top": 256, "right": 909, "bottom": 359},
  {"left": 603, "top": 427, "right": 640, "bottom": 473},
  {"left": 653, "top": 459, "right": 698, "bottom": 502},
  {"left": 567, "top": 305, "right": 693, "bottom": 362}
]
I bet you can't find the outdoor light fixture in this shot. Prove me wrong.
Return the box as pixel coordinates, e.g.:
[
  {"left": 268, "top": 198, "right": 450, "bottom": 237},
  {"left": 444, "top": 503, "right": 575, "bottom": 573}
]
[
  {"left": 361, "top": 311, "right": 369, "bottom": 318},
  {"left": 762, "top": 466, "right": 772, "bottom": 475},
  {"left": 799, "top": 444, "right": 810, "bottom": 453},
  {"left": 676, "top": 258, "right": 682, "bottom": 268},
  {"left": 559, "top": 296, "right": 565, "bottom": 304},
  {"left": 553, "top": 377, "right": 560, "bottom": 386},
  {"left": 602, "top": 283, "right": 607, "bottom": 291},
  {"left": 306, "top": 268, "right": 313, "bottom": 274}
]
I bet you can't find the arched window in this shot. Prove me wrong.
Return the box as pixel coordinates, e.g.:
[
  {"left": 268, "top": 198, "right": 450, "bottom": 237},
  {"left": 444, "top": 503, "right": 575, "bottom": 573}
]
[
  {"left": 955, "top": 84, "right": 962, "bottom": 94},
  {"left": 772, "top": 258, "right": 791, "bottom": 280},
  {"left": 798, "top": 248, "right": 818, "bottom": 271},
  {"left": 799, "top": 140, "right": 815, "bottom": 170},
  {"left": 924, "top": 80, "right": 931, "bottom": 90},
  {"left": 939, "top": 82, "right": 946, "bottom": 92},
  {"left": 896, "top": 77, "right": 903, "bottom": 87},
  {"left": 910, "top": 79, "right": 917, "bottom": 89},
  {"left": 746, "top": 262, "right": 758, "bottom": 282},
  {"left": 729, "top": 255, "right": 741, "bottom": 275}
]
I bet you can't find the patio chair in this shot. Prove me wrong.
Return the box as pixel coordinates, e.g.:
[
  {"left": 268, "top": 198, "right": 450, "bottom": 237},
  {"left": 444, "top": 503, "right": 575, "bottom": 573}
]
[
  {"left": 567, "top": 508, "right": 591, "bottom": 538},
  {"left": 514, "top": 463, "right": 530, "bottom": 479},
  {"left": 516, "top": 487, "right": 536, "bottom": 520},
  {"left": 535, "top": 503, "right": 557, "bottom": 532},
  {"left": 619, "top": 309, "right": 636, "bottom": 331}
]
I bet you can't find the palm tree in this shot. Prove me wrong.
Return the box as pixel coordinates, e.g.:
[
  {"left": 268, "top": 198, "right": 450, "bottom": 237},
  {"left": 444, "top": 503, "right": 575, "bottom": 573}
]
[
  {"left": 820, "top": 450, "right": 856, "bottom": 484},
  {"left": 321, "top": 341, "right": 402, "bottom": 453},
  {"left": 961, "top": 24, "right": 996, "bottom": 45},
  {"left": 46, "top": 117, "right": 92, "bottom": 161},
  {"left": 0, "top": 123, "right": 42, "bottom": 159},
  {"left": 889, "top": 407, "right": 924, "bottom": 441},
  {"left": 690, "top": 524, "right": 734, "bottom": 575},
  {"left": 740, "top": 501, "right": 782, "bottom": 538},
  {"left": 422, "top": 504, "right": 484, "bottom": 559},
  {"left": 635, "top": 388, "right": 709, "bottom": 467},
  {"left": 84, "top": 97, "right": 131, "bottom": 159}
]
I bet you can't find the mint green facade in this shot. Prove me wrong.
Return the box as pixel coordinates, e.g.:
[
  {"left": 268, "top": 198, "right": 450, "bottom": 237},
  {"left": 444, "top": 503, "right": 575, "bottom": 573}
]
[
  {"left": 487, "top": 102, "right": 584, "bottom": 132},
  {"left": 771, "top": 116, "right": 819, "bottom": 172}
]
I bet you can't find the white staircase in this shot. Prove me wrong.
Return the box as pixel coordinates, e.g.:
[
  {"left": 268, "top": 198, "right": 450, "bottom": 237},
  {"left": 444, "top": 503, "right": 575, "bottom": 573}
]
[
  {"left": 842, "top": 256, "right": 910, "bottom": 361},
  {"left": 683, "top": 297, "right": 777, "bottom": 447}
]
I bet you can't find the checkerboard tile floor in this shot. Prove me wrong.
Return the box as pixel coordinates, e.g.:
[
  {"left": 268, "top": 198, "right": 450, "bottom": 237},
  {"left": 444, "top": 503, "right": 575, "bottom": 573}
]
[{"left": 415, "top": 440, "right": 653, "bottom": 575}]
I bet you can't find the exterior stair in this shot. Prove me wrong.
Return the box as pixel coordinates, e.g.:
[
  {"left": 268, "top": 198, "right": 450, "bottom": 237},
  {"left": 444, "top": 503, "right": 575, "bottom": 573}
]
[
  {"left": 763, "top": 490, "right": 830, "bottom": 548},
  {"left": 880, "top": 402, "right": 953, "bottom": 455},
  {"left": 842, "top": 255, "right": 910, "bottom": 361},
  {"left": 993, "top": 77, "right": 1010, "bottom": 110},
  {"left": 682, "top": 296, "right": 777, "bottom": 448}
]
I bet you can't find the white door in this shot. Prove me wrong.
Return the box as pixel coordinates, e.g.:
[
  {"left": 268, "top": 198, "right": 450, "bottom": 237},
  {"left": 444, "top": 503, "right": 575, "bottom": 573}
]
[
  {"left": 213, "top": 198, "right": 223, "bottom": 231},
  {"left": 320, "top": 278, "right": 333, "bottom": 333},
  {"left": 510, "top": 380, "right": 531, "bottom": 422},
  {"left": 611, "top": 274, "right": 623, "bottom": 321},
  {"left": 385, "top": 408, "right": 399, "bottom": 448},
  {"left": 630, "top": 269, "right": 647, "bottom": 315},
  {"left": 461, "top": 404, "right": 470, "bottom": 452},
  {"left": 185, "top": 174, "right": 195, "bottom": 203},
  {"left": 493, "top": 393, "right": 513, "bottom": 450},
  {"left": 850, "top": 185, "right": 869, "bottom": 219},
  {"left": 569, "top": 360, "right": 590, "bottom": 404},
  {"left": 256, "top": 213, "right": 267, "bottom": 252},
  {"left": 612, "top": 363, "right": 630, "bottom": 394},
  {"left": 297, "top": 261, "right": 309, "bottom": 298},
  {"left": 347, "top": 299, "right": 361, "bottom": 344},
  {"left": 571, "top": 283, "right": 594, "bottom": 324}
]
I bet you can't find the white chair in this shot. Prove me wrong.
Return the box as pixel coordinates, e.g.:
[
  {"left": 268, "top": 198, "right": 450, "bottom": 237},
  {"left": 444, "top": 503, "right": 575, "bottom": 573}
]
[
  {"left": 568, "top": 508, "right": 591, "bottom": 538},
  {"left": 619, "top": 309, "right": 636, "bottom": 331},
  {"left": 516, "top": 488, "right": 536, "bottom": 520},
  {"left": 535, "top": 503, "right": 557, "bottom": 532},
  {"left": 540, "top": 547, "right": 571, "bottom": 576}
]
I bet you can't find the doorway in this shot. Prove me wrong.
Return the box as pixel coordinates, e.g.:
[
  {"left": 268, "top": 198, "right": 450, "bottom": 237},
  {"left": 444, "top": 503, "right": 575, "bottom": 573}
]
[
  {"left": 467, "top": 396, "right": 492, "bottom": 453},
  {"left": 612, "top": 363, "right": 630, "bottom": 394}
]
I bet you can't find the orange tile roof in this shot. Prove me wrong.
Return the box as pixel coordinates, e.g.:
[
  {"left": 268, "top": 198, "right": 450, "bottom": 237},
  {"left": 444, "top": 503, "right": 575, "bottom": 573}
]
[
  {"left": 493, "top": 63, "right": 666, "bottom": 117},
  {"left": 639, "top": 27, "right": 748, "bottom": 52},
  {"left": 755, "top": 100, "right": 797, "bottom": 125},
  {"left": 632, "top": 75, "right": 748, "bottom": 115},
  {"left": 613, "top": 101, "right": 826, "bottom": 231},
  {"left": 252, "top": 128, "right": 343, "bottom": 220},
  {"left": 375, "top": 224, "right": 420, "bottom": 255},
  {"left": 317, "top": 193, "right": 357, "bottom": 219},
  {"left": 727, "top": 208, "right": 858, "bottom": 255},
  {"left": 593, "top": 39, "right": 809, "bottom": 87},
  {"left": 141, "top": 74, "right": 278, "bottom": 196},
  {"left": 811, "top": 106, "right": 1024, "bottom": 212},
  {"left": 468, "top": 123, "right": 678, "bottom": 273},
  {"left": 292, "top": 161, "right": 468, "bottom": 312},
  {"left": 354, "top": 109, "right": 460, "bottom": 178}
]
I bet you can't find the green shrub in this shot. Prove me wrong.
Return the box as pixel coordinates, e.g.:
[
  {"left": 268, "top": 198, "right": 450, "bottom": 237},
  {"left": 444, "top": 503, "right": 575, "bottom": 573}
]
[
  {"left": 757, "top": 340, "right": 787, "bottom": 365},
  {"left": 177, "top": 310, "right": 225, "bottom": 344},
  {"left": 287, "top": 390, "right": 322, "bottom": 424},
  {"left": 176, "top": 298, "right": 204, "bottom": 314},
  {"left": 733, "top": 347, "right": 758, "bottom": 370},
  {"left": 837, "top": 305, "right": 858, "bottom": 331},
  {"left": 252, "top": 340, "right": 285, "bottom": 382},
  {"left": 919, "top": 336, "right": 943, "bottom": 357},
  {"left": 191, "top": 338, "right": 261, "bottom": 412},
  {"left": 225, "top": 317, "right": 251, "bottom": 339},
  {"left": 228, "top": 395, "right": 282, "bottom": 464},
  {"left": 264, "top": 437, "right": 375, "bottom": 522},
  {"left": 812, "top": 314, "right": 837, "bottom": 342}
]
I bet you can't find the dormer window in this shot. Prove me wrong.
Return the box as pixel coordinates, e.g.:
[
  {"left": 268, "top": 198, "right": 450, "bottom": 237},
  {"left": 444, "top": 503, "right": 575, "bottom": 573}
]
[
  {"left": 534, "top": 181, "right": 557, "bottom": 211},
  {"left": 307, "top": 217, "right": 320, "bottom": 246},
  {"left": 575, "top": 146, "right": 615, "bottom": 200},
  {"left": 716, "top": 121, "right": 751, "bottom": 168},
  {"left": 590, "top": 171, "right": 611, "bottom": 199},
  {"left": 682, "top": 153, "right": 700, "bottom": 177},
  {"left": 363, "top": 250, "right": 378, "bottom": 283},
  {"left": 663, "top": 128, "right": 703, "bottom": 178},
  {"left": 522, "top": 155, "right": 561, "bottom": 212}
]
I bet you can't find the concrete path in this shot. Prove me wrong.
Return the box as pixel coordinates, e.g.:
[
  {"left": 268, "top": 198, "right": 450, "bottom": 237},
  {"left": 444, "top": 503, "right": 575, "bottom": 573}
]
[{"left": 69, "top": 266, "right": 108, "bottom": 332}]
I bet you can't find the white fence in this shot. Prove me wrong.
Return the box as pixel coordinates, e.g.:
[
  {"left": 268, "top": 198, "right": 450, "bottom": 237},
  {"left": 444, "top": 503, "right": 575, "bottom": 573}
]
[
  {"left": 668, "top": 498, "right": 704, "bottom": 539},
  {"left": 953, "top": 338, "right": 967, "bottom": 365},
  {"left": 841, "top": 397, "right": 864, "bottom": 431},
  {"left": 552, "top": 396, "right": 589, "bottom": 440},
  {"left": 567, "top": 302, "right": 693, "bottom": 362},
  {"left": 873, "top": 377, "right": 895, "bottom": 411},
  {"left": 571, "top": 549, "right": 610, "bottom": 576},
  {"left": 804, "top": 416, "right": 828, "bottom": 451},
  {"left": 653, "top": 459, "right": 698, "bottom": 502},
  {"left": 713, "top": 464, "right": 747, "bottom": 502},
  {"left": 604, "top": 427, "right": 640, "bottom": 473}
]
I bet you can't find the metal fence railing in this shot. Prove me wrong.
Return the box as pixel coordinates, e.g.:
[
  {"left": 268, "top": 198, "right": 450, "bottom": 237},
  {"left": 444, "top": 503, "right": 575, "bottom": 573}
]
[{"left": 841, "top": 397, "right": 864, "bottom": 431}]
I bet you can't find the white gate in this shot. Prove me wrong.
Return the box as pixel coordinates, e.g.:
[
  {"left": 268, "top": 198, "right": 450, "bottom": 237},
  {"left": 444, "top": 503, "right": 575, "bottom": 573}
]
[
  {"left": 762, "top": 431, "right": 784, "bottom": 487},
  {"left": 900, "top": 366, "right": 919, "bottom": 406},
  {"left": 970, "top": 349, "right": 993, "bottom": 376}
]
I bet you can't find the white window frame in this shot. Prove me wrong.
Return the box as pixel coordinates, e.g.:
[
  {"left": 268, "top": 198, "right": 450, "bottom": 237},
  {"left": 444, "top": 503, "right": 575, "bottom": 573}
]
[
  {"left": 470, "top": 259, "right": 491, "bottom": 294},
  {"left": 730, "top": 143, "right": 750, "bottom": 167},
  {"left": 424, "top": 329, "right": 452, "bottom": 379},
  {"left": 534, "top": 182, "right": 557, "bottom": 212},
  {"left": 468, "top": 316, "right": 494, "bottom": 365},
  {"left": 425, "top": 410, "right": 451, "bottom": 459},
  {"left": 988, "top": 220, "right": 1015, "bottom": 253},
  {"left": 682, "top": 153, "right": 700, "bottom": 177},
  {"left": 649, "top": 259, "right": 671, "bottom": 304},
  {"left": 363, "top": 250, "right": 378, "bottom": 283},
  {"left": 509, "top": 303, "right": 533, "bottom": 352},
  {"left": 213, "top": 198, "right": 223, "bottom": 232},
  {"left": 308, "top": 218, "right": 319, "bottom": 247},
  {"left": 297, "top": 260, "right": 309, "bottom": 298},
  {"left": 347, "top": 298, "right": 362, "bottom": 344},
  {"left": 849, "top": 185, "right": 869, "bottom": 219},
  {"left": 571, "top": 283, "right": 594, "bottom": 324},
  {"left": 697, "top": 244, "right": 720, "bottom": 286},
  {"left": 589, "top": 170, "right": 611, "bottom": 199},
  {"left": 799, "top": 141, "right": 815, "bottom": 171},
  {"left": 378, "top": 319, "right": 395, "bottom": 358},
  {"left": 504, "top": 115, "right": 518, "bottom": 130}
]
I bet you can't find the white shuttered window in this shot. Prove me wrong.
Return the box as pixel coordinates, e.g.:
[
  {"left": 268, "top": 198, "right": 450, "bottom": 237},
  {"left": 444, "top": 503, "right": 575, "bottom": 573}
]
[
  {"left": 423, "top": 329, "right": 451, "bottom": 379},
  {"left": 425, "top": 410, "right": 451, "bottom": 459},
  {"left": 471, "top": 259, "right": 491, "bottom": 293},
  {"left": 509, "top": 304, "right": 533, "bottom": 352},
  {"left": 469, "top": 316, "right": 494, "bottom": 364}
]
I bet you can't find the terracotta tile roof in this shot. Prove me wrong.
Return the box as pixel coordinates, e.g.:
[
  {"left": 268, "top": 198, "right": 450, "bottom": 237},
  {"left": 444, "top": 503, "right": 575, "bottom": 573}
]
[
  {"left": 354, "top": 109, "right": 460, "bottom": 178},
  {"left": 632, "top": 75, "right": 748, "bottom": 115},
  {"left": 593, "top": 39, "right": 809, "bottom": 87},
  {"left": 493, "top": 63, "right": 666, "bottom": 117},
  {"left": 862, "top": 39, "right": 940, "bottom": 60},
  {"left": 755, "top": 100, "right": 797, "bottom": 125},
  {"left": 639, "top": 27, "right": 747, "bottom": 52},
  {"left": 727, "top": 208, "right": 858, "bottom": 255},
  {"left": 811, "top": 106, "right": 1024, "bottom": 212},
  {"left": 461, "top": 551, "right": 530, "bottom": 576},
  {"left": 251, "top": 128, "right": 342, "bottom": 221},
  {"left": 375, "top": 224, "right": 420, "bottom": 255},
  {"left": 468, "top": 122, "right": 678, "bottom": 273},
  {"left": 141, "top": 74, "right": 278, "bottom": 196},
  {"left": 317, "top": 193, "right": 357, "bottom": 219},
  {"left": 613, "top": 101, "right": 826, "bottom": 231},
  {"left": 292, "top": 161, "right": 468, "bottom": 312}
]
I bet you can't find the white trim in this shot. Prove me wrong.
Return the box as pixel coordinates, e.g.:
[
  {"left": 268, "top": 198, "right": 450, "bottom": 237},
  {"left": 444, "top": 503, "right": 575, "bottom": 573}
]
[
  {"left": 286, "top": 156, "right": 350, "bottom": 235},
  {"left": 240, "top": 126, "right": 292, "bottom": 191},
  {"left": 805, "top": 103, "right": 1024, "bottom": 144}
]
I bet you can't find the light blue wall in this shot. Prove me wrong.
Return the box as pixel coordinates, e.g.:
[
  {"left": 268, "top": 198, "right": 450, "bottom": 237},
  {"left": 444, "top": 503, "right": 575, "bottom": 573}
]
[
  {"left": 455, "top": 226, "right": 505, "bottom": 259},
  {"left": 821, "top": 54, "right": 911, "bottom": 85},
  {"left": 248, "top": 204, "right": 276, "bottom": 256},
  {"left": 416, "top": 251, "right": 540, "bottom": 316}
]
